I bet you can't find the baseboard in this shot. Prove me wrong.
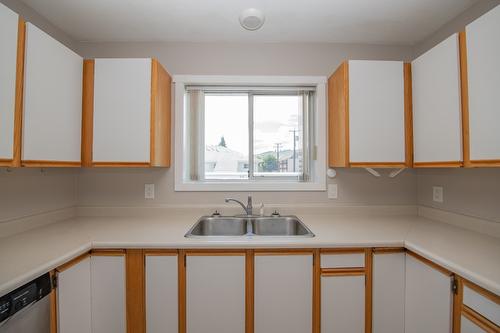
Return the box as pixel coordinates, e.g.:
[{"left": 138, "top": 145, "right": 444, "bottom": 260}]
[{"left": 418, "top": 206, "right": 500, "bottom": 238}]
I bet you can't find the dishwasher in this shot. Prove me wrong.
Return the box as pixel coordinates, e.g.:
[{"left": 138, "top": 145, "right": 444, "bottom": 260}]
[{"left": 0, "top": 273, "right": 52, "bottom": 333}]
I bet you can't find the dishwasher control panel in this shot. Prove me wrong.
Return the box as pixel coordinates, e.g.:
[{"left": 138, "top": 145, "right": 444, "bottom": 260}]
[{"left": 0, "top": 273, "right": 52, "bottom": 323}]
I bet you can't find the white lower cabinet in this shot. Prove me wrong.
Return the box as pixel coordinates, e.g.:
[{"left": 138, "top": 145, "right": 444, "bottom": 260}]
[
  {"left": 372, "top": 252, "right": 405, "bottom": 333},
  {"left": 57, "top": 257, "right": 92, "bottom": 333},
  {"left": 321, "top": 275, "right": 365, "bottom": 333},
  {"left": 91, "top": 255, "right": 126, "bottom": 333},
  {"left": 186, "top": 254, "right": 245, "bottom": 333},
  {"left": 405, "top": 254, "right": 452, "bottom": 333},
  {"left": 145, "top": 254, "right": 178, "bottom": 333},
  {"left": 461, "top": 316, "right": 487, "bottom": 333},
  {"left": 255, "top": 254, "right": 312, "bottom": 333}
]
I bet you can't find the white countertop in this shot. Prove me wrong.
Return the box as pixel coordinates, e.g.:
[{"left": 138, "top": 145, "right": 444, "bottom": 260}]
[{"left": 0, "top": 208, "right": 499, "bottom": 297}]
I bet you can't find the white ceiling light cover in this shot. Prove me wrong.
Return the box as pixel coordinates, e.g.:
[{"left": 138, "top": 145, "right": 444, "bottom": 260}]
[{"left": 239, "top": 8, "right": 265, "bottom": 31}]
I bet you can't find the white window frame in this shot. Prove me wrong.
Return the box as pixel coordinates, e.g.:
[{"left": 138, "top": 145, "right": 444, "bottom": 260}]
[{"left": 173, "top": 75, "right": 327, "bottom": 191}]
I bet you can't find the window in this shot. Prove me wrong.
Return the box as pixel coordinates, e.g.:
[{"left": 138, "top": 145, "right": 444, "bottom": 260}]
[{"left": 174, "top": 76, "right": 326, "bottom": 191}]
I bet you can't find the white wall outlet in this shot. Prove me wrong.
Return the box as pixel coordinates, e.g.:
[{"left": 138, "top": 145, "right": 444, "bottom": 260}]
[
  {"left": 328, "top": 183, "right": 338, "bottom": 199},
  {"left": 432, "top": 186, "right": 443, "bottom": 203},
  {"left": 144, "top": 184, "right": 155, "bottom": 199}
]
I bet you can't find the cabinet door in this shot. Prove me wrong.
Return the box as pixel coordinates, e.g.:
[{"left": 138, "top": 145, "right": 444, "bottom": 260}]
[
  {"left": 93, "top": 58, "right": 151, "bottom": 163},
  {"left": 146, "top": 254, "right": 178, "bottom": 333},
  {"left": 22, "top": 23, "right": 82, "bottom": 164},
  {"left": 0, "top": 3, "right": 19, "bottom": 161},
  {"left": 348, "top": 60, "right": 405, "bottom": 164},
  {"left": 57, "top": 257, "right": 91, "bottom": 333},
  {"left": 372, "top": 252, "right": 405, "bottom": 333},
  {"left": 91, "top": 255, "right": 126, "bottom": 333},
  {"left": 466, "top": 5, "right": 500, "bottom": 162},
  {"left": 412, "top": 34, "right": 463, "bottom": 165},
  {"left": 405, "top": 254, "right": 452, "bottom": 333},
  {"left": 186, "top": 254, "right": 245, "bottom": 333},
  {"left": 321, "top": 275, "right": 365, "bottom": 333},
  {"left": 255, "top": 254, "right": 312, "bottom": 333},
  {"left": 461, "top": 315, "right": 493, "bottom": 333}
]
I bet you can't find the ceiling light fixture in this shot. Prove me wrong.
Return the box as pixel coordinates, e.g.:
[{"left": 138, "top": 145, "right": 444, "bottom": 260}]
[{"left": 239, "top": 8, "right": 265, "bottom": 31}]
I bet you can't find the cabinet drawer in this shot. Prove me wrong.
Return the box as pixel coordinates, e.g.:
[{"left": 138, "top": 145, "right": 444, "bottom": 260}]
[
  {"left": 463, "top": 285, "right": 500, "bottom": 326},
  {"left": 321, "top": 253, "right": 365, "bottom": 268}
]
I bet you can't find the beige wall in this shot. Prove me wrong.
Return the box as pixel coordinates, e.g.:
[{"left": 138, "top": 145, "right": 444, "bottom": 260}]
[
  {"left": 0, "top": 169, "right": 78, "bottom": 222},
  {"left": 417, "top": 169, "right": 500, "bottom": 223},
  {"left": 74, "top": 41, "right": 417, "bottom": 208},
  {"left": 77, "top": 168, "right": 416, "bottom": 208}
]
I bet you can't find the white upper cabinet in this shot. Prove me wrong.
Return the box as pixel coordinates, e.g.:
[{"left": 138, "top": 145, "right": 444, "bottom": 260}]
[
  {"left": 87, "top": 58, "right": 171, "bottom": 167},
  {"left": 328, "top": 60, "right": 410, "bottom": 168},
  {"left": 349, "top": 60, "right": 406, "bottom": 164},
  {"left": 22, "top": 23, "right": 83, "bottom": 165},
  {"left": 92, "top": 58, "right": 151, "bottom": 164},
  {"left": 465, "top": 5, "right": 500, "bottom": 165},
  {"left": 0, "top": 3, "right": 20, "bottom": 164},
  {"left": 412, "top": 34, "right": 463, "bottom": 166}
]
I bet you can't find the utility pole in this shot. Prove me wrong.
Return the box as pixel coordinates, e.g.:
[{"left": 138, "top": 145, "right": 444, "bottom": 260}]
[
  {"left": 289, "top": 129, "right": 298, "bottom": 172},
  {"left": 274, "top": 143, "right": 282, "bottom": 171}
]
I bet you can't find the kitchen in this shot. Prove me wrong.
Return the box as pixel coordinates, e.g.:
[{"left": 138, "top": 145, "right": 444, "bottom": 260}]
[{"left": 0, "top": 0, "right": 499, "bottom": 332}]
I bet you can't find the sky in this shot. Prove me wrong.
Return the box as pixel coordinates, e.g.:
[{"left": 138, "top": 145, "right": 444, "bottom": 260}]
[{"left": 204, "top": 94, "right": 302, "bottom": 157}]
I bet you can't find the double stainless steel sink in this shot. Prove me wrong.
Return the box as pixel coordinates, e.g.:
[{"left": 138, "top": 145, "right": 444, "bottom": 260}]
[{"left": 185, "top": 215, "right": 315, "bottom": 238}]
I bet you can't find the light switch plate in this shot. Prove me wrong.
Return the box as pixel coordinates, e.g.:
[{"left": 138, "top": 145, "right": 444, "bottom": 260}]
[
  {"left": 328, "top": 184, "right": 338, "bottom": 199},
  {"left": 145, "top": 184, "right": 155, "bottom": 199},
  {"left": 432, "top": 186, "right": 443, "bottom": 203}
]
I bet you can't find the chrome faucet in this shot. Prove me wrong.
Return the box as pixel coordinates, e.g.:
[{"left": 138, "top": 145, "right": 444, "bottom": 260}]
[{"left": 225, "top": 195, "right": 253, "bottom": 216}]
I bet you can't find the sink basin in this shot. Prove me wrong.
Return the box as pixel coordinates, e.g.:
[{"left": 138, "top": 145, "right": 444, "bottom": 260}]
[
  {"left": 187, "top": 217, "right": 247, "bottom": 236},
  {"left": 251, "top": 216, "right": 312, "bottom": 236},
  {"left": 185, "top": 215, "right": 314, "bottom": 238}
]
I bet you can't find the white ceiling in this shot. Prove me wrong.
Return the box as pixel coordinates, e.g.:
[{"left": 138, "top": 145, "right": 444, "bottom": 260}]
[{"left": 20, "top": 0, "right": 479, "bottom": 45}]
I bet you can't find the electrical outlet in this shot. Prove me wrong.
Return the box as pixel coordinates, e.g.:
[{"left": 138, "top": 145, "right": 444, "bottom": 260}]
[
  {"left": 145, "top": 184, "right": 155, "bottom": 200},
  {"left": 328, "top": 184, "right": 338, "bottom": 199},
  {"left": 433, "top": 186, "right": 443, "bottom": 203}
]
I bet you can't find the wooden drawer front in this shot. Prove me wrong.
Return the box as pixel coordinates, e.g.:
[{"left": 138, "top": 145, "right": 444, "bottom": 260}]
[
  {"left": 321, "top": 253, "right": 365, "bottom": 268},
  {"left": 463, "top": 286, "right": 500, "bottom": 326}
]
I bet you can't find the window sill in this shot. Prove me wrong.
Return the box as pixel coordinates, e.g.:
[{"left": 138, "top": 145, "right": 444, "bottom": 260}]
[{"left": 175, "top": 181, "right": 326, "bottom": 192}]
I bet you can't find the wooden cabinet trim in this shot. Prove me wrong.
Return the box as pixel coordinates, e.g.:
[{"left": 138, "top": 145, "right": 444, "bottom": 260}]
[
  {"left": 372, "top": 247, "right": 405, "bottom": 254},
  {"left": 126, "top": 249, "right": 146, "bottom": 333},
  {"left": 91, "top": 161, "right": 150, "bottom": 167},
  {"left": 459, "top": 31, "right": 471, "bottom": 168},
  {"left": 349, "top": 162, "right": 407, "bottom": 168},
  {"left": 56, "top": 252, "right": 91, "bottom": 273},
  {"left": 365, "top": 249, "right": 373, "bottom": 333},
  {"left": 321, "top": 267, "right": 365, "bottom": 276},
  {"left": 91, "top": 249, "right": 126, "bottom": 256},
  {"left": 143, "top": 249, "right": 178, "bottom": 256},
  {"left": 22, "top": 160, "right": 81, "bottom": 167},
  {"left": 254, "top": 248, "right": 314, "bottom": 255},
  {"left": 462, "top": 304, "right": 500, "bottom": 333},
  {"left": 414, "top": 161, "right": 463, "bottom": 168},
  {"left": 150, "top": 59, "right": 172, "bottom": 167},
  {"left": 406, "top": 250, "right": 452, "bottom": 276},
  {"left": 404, "top": 63, "right": 414, "bottom": 167},
  {"left": 185, "top": 249, "right": 247, "bottom": 256},
  {"left": 178, "top": 250, "right": 186, "bottom": 333},
  {"left": 453, "top": 276, "right": 464, "bottom": 333},
  {"left": 469, "top": 160, "right": 500, "bottom": 167},
  {"left": 313, "top": 249, "right": 321, "bottom": 333},
  {"left": 328, "top": 61, "right": 349, "bottom": 167},
  {"left": 81, "top": 59, "right": 94, "bottom": 167},
  {"left": 245, "top": 250, "right": 254, "bottom": 333},
  {"left": 321, "top": 247, "right": 366, "bottom": 254},
  {"left": 12, "top": 17, "right": 26, "bottom": 168},
  {"left": 463, "top": 278, "right": 500, "bottom": 306}
]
